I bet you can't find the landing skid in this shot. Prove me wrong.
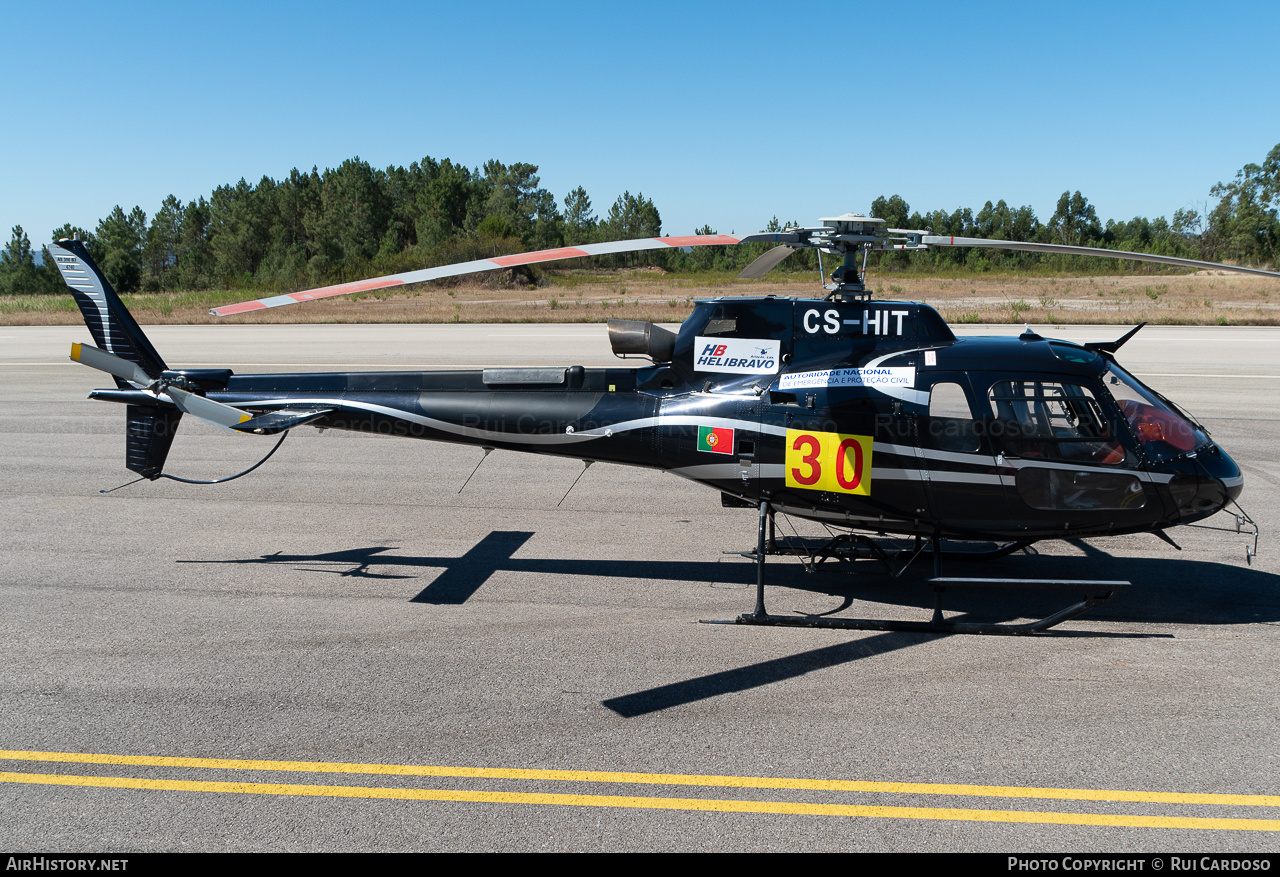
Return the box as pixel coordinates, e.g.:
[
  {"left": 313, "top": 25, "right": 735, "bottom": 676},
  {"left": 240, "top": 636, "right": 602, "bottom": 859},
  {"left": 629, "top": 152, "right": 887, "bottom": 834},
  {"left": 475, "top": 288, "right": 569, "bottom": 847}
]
[{"left": 705, "top": 503, "right": 1129, "bottom": 636}]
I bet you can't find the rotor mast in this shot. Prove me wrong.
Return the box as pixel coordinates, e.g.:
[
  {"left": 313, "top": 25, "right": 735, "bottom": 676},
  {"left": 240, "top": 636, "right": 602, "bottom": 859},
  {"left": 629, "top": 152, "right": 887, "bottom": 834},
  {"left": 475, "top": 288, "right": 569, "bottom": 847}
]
[
  {"left": 738, "top": 213, "right": 929, "bottom": 301},
  {"left": 818, "top": 214, "right": 884, "bottom": 300}
]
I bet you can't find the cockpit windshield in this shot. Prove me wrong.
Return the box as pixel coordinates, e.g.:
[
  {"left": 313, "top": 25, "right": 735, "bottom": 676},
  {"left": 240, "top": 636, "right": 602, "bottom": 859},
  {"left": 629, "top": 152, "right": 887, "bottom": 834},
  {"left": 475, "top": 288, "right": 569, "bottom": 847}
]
[{"left": 1103, "top": 365, "right": 1210, "bottom": 461}]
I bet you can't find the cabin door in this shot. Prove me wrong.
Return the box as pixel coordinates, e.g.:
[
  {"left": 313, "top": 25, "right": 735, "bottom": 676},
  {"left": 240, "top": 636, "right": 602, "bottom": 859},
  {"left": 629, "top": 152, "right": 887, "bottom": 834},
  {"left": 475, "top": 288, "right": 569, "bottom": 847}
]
[{"left": 918, "top": 375, "right": 1012, "bottom": 530}]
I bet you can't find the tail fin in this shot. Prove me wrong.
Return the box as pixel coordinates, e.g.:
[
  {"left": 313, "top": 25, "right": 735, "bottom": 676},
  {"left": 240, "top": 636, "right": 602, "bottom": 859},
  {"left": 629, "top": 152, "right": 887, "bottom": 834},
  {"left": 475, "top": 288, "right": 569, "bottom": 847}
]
[
  {"left": 47, "top": 240, "right": 168, "bottom": 385},
  {"left": 125, "top": 405, "right": 182, "bottom": 479},
  {"left": 50, "top": 240, "right": 181, "bottom": 479}
]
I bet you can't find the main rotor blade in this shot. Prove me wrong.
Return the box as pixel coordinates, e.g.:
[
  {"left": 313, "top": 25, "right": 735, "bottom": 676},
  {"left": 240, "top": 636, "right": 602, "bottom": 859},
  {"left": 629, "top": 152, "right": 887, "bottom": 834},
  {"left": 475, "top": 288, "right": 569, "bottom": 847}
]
[
  {"left": 211, "top": 234, "right": 745, "bottom": 316},
  {"left": 921, "top": 236, "right": 1280, "bottom": 279},
  {"left": 164, "top": 385, "right": 251, "bottom": 430},
  {"left": 70, "top": 342, "right": 152, "bottom": 386},
  {"left": 737, "top": 244, "right": 798, "bottom": 279}
]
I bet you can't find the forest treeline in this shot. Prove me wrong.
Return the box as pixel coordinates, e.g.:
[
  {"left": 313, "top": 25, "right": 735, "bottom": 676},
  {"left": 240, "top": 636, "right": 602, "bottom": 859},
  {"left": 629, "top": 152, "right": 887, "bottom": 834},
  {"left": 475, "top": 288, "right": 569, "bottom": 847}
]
[
  {"left": 861, "top": 140, "right": 1279, "bottom": 274},
  {"left": 2, "top": 143, "right": 1277, "bottom": 296}
]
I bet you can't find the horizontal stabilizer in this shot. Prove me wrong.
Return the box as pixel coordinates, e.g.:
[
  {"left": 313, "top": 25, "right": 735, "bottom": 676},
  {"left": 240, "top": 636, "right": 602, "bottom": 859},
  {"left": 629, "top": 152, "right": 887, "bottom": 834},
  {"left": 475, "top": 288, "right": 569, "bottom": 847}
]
[{"left": 233, "top": 408, "right": 333, "bottom": 435}]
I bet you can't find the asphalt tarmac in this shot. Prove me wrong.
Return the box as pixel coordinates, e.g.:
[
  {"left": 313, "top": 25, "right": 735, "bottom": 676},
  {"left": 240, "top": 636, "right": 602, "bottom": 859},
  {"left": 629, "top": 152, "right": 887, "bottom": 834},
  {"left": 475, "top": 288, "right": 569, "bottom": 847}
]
[{"left": 1, "top": 322, "right": 1278, "bottom": 852}]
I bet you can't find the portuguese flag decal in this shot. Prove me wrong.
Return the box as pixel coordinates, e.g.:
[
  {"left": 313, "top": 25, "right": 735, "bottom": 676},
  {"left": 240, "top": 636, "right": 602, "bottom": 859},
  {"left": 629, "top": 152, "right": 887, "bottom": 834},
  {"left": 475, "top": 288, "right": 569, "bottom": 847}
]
[{"left": 698, "top": 425, "right": 734, "bottom": 455}]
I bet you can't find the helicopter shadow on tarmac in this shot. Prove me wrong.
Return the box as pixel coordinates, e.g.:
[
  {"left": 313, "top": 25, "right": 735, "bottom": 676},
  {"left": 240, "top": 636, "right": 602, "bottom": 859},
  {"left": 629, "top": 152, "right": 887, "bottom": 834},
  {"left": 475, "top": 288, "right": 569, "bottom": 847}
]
[
  {"left": 764, "top": 540, "right": 1280, "bottom": 629},
  {"left": 603, "top": 543, "right": 1280, "bottom": 717},
  {"left": 180, "top": 532, "right": 1279, "bottom": 717}
]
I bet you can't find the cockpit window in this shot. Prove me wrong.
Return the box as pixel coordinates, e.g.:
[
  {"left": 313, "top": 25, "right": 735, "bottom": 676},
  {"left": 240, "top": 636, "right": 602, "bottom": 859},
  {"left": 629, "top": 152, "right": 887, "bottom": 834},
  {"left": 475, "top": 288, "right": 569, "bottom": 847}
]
[
  {"left": 988, "top": 380, "right": 1125, "bottom": 464},
  {"left": 1102, "top": 365, "right": 1210, "bottom": 462}
]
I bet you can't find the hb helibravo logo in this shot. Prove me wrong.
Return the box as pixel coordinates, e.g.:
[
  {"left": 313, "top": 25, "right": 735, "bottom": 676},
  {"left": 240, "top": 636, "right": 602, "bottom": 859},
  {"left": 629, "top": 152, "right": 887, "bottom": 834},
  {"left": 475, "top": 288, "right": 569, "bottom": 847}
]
[{"left": 694, "top": 337, "right": 781, "bottom": 375}]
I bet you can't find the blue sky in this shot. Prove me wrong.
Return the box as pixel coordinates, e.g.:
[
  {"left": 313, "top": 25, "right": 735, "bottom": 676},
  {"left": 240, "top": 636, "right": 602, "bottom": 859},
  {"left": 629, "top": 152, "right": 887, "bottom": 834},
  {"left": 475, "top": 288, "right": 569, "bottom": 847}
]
[{"left": 3, "top": 1, "right": 1277, "bottom": 249}]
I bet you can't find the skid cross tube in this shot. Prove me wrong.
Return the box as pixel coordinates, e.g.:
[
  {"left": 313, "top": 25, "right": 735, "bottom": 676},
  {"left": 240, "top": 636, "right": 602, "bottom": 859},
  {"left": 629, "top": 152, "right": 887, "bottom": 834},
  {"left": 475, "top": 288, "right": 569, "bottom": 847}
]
[{"left": 749, "top": 500, "right": 769, "bottom": 620}]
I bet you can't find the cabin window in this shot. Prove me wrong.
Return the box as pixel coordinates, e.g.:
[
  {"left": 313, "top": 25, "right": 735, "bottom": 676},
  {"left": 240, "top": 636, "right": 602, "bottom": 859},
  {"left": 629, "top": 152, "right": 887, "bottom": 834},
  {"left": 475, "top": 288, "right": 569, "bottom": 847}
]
[
  {"left": 1015, "top": 468, "right": 1146, "bottom": 511},
  {"left": 927, "top": 381, "right": 980, "bottom": 453},
  {"left": 987, "top": 380, "right": 1125, "bottom": 464}
]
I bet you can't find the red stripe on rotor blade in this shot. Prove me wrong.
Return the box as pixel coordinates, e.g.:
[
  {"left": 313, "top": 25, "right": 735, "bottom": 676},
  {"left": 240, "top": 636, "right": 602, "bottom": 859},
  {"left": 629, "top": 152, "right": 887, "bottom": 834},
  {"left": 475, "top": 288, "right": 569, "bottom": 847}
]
[
  {"left": 213, "top": 301, "right": 268, "bottom": 315},
  {"left": 656, "top": 235, "right": 741, "bottom": 247},
  {"left": 489, "top": 247, "right": 591, "bottom": 267},
  {"left": 289, "top": 278, "right": 406, "bottom": 303}
]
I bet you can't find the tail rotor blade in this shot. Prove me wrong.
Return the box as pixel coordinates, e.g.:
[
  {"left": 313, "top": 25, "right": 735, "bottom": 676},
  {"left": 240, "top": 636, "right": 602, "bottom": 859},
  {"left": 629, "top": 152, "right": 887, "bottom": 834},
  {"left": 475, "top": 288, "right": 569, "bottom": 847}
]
[
  {"left": 164, "top": 385, "right": 251, "bottom": 430},
  {"left": 70, "top": 342, "right": 153, "bottom": 386},
  {"left": 738, "top": 245, "right": 798, "bottom": 279}
]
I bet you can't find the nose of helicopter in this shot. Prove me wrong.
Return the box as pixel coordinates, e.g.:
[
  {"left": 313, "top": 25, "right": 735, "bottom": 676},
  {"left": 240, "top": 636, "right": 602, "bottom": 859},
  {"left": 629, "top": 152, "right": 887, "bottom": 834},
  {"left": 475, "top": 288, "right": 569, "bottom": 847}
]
[
  {"left": 1167, "top": 446, "right": 1243, "bottom": 522},
  {"left": 1205, "top": 445, "right": 1244, "bottom": 503}
]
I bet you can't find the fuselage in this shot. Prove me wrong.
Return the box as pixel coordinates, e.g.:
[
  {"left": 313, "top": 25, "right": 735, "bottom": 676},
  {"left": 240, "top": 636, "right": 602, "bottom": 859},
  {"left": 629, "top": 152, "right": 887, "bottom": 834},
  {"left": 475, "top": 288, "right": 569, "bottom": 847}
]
[
  {"left": 48, "top": 232, "right": 1247, "bottom": 544},
  {"left": 96, "top": 298, "right": 1243, "bottom": 541}
]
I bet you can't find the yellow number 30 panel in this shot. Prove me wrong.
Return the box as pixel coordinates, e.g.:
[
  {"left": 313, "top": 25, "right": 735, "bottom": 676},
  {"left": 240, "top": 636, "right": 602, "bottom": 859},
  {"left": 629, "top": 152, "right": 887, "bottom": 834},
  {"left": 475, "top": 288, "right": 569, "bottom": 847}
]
[{"left": 784, "top": 429, "right": 874, "bottom": 495}]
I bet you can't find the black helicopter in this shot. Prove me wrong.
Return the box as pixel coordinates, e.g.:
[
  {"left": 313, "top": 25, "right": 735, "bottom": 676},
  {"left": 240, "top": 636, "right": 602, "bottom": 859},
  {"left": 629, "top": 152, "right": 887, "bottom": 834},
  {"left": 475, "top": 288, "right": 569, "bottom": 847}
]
[{"left": 52, "top": 214, "right": 1277, "bottom": 634}]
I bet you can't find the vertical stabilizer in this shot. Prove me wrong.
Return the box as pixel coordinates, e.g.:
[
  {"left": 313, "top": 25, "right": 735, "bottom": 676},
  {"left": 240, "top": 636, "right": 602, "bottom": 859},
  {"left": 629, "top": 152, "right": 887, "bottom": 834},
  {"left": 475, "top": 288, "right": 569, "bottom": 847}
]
[
  {"left": 51, "top": 240, "right": 182, "bottom": 478},
  {"left": 125, "top": 405, "right": 182, "bottom": 479},
  {"left": 47, "top": 240, "right": 168, "bottom": 384}
]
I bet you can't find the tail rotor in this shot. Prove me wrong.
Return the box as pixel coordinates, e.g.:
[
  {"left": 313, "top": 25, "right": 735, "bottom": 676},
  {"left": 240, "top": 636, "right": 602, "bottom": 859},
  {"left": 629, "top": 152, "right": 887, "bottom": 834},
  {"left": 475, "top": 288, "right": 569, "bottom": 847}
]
[
  {"left": 54, "top": 241, "right": 252, "bottom": 479},
  {"left": 70, "top": 342, "right": 250, "bottom": 429}
]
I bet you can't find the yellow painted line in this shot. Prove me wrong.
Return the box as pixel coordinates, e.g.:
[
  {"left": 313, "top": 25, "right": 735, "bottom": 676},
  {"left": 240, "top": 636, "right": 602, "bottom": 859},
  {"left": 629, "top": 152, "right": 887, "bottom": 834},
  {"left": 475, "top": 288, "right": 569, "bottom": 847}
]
[
  {"left": 1, "top": 750, "right": 1277, "bottom": 808},
  {"left": 1, "top": 771, "right": 1276, "bottom": 831}
]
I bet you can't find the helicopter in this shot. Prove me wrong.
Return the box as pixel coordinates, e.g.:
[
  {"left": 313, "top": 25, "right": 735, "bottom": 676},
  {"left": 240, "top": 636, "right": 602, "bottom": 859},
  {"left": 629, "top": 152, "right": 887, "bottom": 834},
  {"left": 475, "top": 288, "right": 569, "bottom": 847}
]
[{"left": 50, "top": 214, "right": 1279, "bottom": 635}]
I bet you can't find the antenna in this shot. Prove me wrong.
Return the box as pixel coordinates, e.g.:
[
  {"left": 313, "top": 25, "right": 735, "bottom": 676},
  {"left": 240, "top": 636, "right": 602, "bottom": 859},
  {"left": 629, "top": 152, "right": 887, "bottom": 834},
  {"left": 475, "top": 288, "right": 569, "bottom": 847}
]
[
  {"left": 558, "top": 460, "right": 593, "bottom": 507},
  {"left": 458, "top": 447, "right": 494, "bottom": 494}
]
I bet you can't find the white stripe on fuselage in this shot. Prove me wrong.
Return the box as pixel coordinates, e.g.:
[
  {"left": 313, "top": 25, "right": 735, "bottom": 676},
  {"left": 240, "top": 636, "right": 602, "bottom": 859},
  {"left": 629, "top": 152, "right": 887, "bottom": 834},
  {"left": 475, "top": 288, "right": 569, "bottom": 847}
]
[
  {"left": 227, "top": 397, "right": 1185, "bottom": 487},
  {"left": 219, "top": 398, "right": 786, "bottom": 446}
]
